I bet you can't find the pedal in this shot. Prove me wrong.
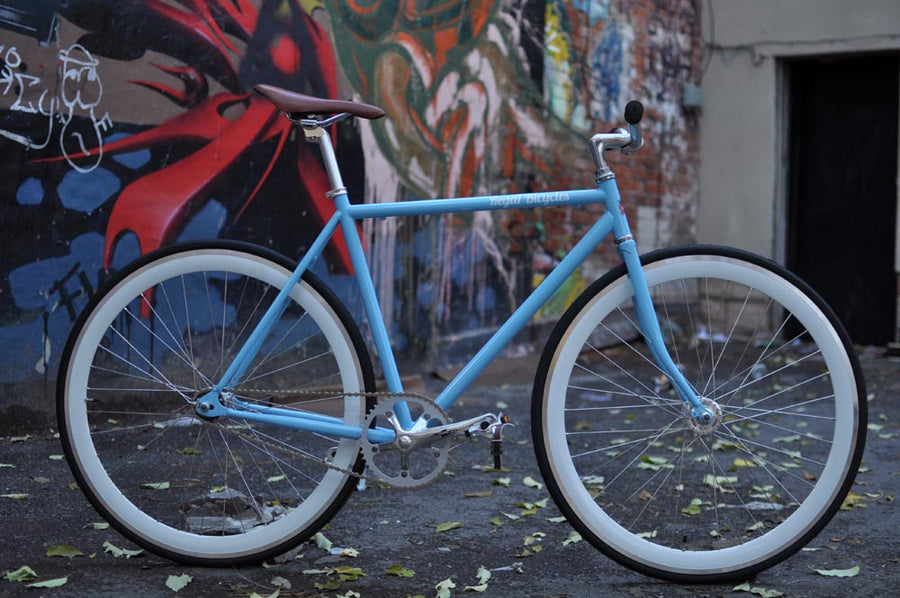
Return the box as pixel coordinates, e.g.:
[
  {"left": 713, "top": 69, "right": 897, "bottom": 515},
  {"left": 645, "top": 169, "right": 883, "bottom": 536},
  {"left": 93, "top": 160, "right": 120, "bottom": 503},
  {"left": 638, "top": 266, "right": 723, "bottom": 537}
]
[{"left": 488, "top": 414, "right": 513, "bottom": 469}]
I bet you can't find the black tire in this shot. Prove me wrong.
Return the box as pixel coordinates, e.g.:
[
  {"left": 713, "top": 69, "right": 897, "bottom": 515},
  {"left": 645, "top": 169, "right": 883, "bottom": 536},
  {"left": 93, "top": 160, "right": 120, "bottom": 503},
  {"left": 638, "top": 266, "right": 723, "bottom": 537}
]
[{"left": 532, "top": 245, "right": 866, "bottom": 582}]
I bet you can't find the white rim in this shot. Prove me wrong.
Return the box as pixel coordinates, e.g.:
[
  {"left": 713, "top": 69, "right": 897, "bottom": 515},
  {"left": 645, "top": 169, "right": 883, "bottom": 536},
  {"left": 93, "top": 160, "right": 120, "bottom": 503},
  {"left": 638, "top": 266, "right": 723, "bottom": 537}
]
[{"left": 64, "top": 249, "right": 364, "bottom": 559}]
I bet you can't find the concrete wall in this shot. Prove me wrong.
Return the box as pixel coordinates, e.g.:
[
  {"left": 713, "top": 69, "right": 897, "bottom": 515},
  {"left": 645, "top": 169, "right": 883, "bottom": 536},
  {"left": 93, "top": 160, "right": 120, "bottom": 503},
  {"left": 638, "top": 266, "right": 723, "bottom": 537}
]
[
  {"left": 0, "top": 0, "right": 704, "bottom": 426},
  {"left": 699, "top": 0, "right": 900, "bottom": 259}
]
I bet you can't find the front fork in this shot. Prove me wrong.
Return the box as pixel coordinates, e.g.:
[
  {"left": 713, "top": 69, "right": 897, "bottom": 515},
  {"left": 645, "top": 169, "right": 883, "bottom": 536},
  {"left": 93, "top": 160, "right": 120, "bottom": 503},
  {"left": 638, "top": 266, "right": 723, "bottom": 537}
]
[{"left": 616, "top": 237, "right": 714, "bottom": 426}]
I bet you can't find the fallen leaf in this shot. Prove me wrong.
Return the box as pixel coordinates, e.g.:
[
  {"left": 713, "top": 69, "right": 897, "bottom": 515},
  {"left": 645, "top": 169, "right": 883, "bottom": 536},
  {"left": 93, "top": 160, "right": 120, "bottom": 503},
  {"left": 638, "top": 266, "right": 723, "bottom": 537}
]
[
  {"left": 46, "top": 545, "right": 84, "bottom": 558},
  {"left": 270, "top": 576, "right": 291, "bottom": 589},
  {"left": 333, "top": 566, "right": 366, "bottom": 581},
  {"left": 435, "top": 577, "right": 456, "bottom": 598},
  {"left": 26, "top": 576, "right": 68, "bottom": 589},
  {"left": 493, "top": 477, "right": 511, "bottom": 487},
  {"left": 48, "top": 454, "right": 64, "bottom": 460},
  {"left": 435, "top": 521, "right": 463, "bottom": 533},
  {"left": 681, "top": 498, "right": 703, "bottom": 516},
  {"left": 523, "top": 476, "right": 544, "bottom": 490},
  {"left": 562, "top": 531, "right": 582, "bottom": 546},
  {"left": 385, "top": 564, "right": 415, "bottom": 577},
  {"left": 3, "top": 566, "right": 37, "bottom": 582},
  {"left": 0, "top": 463, "right": 14, "bottom": 468},
  {"left": 813, "top": 565, "right": 860, "bottom": 577},
  {"left": 840, "top": 492, "right": 864, "bottom": 511},
  {"left": 165, "top": 574, "right": 193, "bottom": 592},
  {"left": 248, "top": 591, "right": 280, "bottom": 598},
  {"left": 773, "top": 434, "right": 800, "bottom": 443},
  {"left": 140, "top": 482, "right": 170, "bottom": 490},
  {"left": 733, "top": 581, "right": 784, "bottom": 597},
  {"left": 0, "top": 493, "right": 27, "bottom": 500},
  {"left": 313, "top": 532, "right": 333, "bottom": 551},
  {"left": 314, "top": 578, "right": 341, "bottom": 591},
  {"left": 84, "top": 522, "right": 110, "bottom": 530},
  {"left": 546, "top": 516, "right": 567, "bottom": 523},
  {"left": 102, "top": 541, "right": 144, "bottom": 559},
  {"left": 464, "top": 490, "right": 493, "bottom": 498},
  {"left": 746, "top": 521, "right": 766, "bottom": 532}
]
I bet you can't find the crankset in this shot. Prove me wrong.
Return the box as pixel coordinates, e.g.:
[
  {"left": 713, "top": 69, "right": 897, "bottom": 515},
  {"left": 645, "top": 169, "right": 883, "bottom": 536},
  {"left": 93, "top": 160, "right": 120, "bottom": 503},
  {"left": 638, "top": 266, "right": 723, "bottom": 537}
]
[{"left": 360, "top": 394, "right": 512, "bottom": 489}]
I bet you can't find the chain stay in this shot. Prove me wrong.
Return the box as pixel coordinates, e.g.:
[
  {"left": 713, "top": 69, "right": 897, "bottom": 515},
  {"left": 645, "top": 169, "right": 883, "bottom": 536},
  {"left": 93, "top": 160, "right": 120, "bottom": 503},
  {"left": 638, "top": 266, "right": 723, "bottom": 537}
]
[{"left": 219, "top": 388, "right": 447, "bottom": 488}]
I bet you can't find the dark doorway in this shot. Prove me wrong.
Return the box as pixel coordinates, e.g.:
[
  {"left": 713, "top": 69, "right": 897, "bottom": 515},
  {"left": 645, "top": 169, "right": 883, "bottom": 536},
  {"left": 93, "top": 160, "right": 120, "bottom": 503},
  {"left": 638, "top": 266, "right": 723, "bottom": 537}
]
[{"left": 787, "top": 54, "right": 898, "bottom": 346}]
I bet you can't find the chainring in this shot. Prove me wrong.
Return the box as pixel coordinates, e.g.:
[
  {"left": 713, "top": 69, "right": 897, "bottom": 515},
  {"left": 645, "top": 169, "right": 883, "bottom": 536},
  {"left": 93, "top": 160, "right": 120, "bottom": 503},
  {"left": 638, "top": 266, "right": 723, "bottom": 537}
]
[{"left": 361, "top": 394, "right": 452, "bottom": 488}]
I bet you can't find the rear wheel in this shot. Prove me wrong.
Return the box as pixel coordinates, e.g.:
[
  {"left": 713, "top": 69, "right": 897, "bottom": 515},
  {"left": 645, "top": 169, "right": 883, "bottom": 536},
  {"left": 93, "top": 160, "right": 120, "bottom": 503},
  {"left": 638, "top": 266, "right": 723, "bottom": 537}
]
[
  {"left": 58, "top": 241, "right": 374, "bottom": 565},
  {"left": 532, "top": 246, "right": 866, "bottom": 582}
]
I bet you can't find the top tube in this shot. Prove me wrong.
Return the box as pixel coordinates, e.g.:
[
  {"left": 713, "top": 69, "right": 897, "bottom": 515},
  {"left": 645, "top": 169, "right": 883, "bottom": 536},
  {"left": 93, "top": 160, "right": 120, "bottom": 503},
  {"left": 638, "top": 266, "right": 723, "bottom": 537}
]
[{"left": 345, "top": 188, "right": 608, "bottom": 219}]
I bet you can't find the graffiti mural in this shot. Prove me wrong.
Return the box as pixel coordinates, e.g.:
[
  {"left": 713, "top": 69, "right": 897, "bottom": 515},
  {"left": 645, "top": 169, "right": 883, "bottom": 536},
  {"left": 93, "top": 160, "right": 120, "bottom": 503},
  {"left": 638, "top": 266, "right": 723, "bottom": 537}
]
[{"left": 0, "top": 0, "right": 703, "bottom": 390}]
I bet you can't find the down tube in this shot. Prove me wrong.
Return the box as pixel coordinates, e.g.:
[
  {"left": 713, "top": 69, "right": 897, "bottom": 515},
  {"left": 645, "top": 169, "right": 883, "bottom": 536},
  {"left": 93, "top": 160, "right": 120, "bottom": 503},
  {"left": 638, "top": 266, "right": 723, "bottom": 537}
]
[{"left": 434, "top": 211, "right": 616, "bottom": 410}]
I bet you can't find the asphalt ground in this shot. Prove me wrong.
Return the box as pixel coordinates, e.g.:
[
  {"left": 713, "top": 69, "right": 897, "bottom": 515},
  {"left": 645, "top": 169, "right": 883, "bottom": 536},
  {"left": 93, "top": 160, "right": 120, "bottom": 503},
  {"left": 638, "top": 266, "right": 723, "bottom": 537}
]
[{"left": 1, "top": 347, "right": 897, "bottom": 598}]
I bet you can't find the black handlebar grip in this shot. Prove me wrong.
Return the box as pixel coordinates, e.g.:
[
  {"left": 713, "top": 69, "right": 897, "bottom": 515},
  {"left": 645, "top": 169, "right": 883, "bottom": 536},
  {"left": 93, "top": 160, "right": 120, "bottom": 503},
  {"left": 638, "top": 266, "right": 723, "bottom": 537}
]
[{"left": 624, "top": 101, "right": 644, "bottom": 125}]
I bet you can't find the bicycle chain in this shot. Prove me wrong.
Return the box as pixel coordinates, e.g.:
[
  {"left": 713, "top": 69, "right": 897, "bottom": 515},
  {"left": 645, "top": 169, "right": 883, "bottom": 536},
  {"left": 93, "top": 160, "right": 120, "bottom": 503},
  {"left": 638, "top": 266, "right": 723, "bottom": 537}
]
[{"left": 216, "top": 388, "right": 451, "bottom": 488}]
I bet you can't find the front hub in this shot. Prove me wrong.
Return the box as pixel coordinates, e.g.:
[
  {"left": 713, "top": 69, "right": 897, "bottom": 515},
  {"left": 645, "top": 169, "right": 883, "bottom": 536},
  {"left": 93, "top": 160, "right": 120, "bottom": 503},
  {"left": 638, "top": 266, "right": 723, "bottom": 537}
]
[{"left": 687, "top": 397, "right": 723, "bottom": 434}]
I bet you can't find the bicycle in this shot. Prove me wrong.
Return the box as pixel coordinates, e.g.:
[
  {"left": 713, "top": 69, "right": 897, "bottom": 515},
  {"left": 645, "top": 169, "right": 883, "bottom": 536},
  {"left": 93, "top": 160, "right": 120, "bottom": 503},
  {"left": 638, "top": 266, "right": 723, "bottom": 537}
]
[{"left": 57, "top": 83, "right": 867, "bottom": 583}]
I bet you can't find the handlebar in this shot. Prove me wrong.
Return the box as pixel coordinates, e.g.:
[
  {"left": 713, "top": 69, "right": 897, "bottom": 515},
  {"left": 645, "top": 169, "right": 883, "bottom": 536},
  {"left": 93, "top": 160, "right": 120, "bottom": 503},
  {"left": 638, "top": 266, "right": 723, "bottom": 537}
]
[{"left": 589, "top": 100, "right": 644, "bottom": 180}]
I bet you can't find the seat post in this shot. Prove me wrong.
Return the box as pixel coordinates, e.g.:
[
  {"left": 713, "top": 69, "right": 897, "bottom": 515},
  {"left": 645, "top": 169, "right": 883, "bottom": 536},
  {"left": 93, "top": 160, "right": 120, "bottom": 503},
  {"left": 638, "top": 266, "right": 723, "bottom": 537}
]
[{"left": 300, "top": 119, "right": 347, "bottom": 198}]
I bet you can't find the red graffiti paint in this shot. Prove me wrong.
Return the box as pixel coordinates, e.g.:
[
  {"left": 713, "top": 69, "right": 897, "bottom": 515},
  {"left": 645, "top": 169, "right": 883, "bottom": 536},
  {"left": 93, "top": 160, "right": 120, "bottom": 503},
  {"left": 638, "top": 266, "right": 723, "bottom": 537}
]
[{"left": 39, "top": 0, "right": 353, "bottom": 278}]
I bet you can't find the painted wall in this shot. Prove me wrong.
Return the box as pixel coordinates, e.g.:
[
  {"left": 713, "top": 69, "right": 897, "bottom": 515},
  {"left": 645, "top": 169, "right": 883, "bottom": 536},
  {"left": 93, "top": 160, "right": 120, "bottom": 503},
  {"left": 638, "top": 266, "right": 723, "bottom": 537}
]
[
  {"left": 698, "top": 0, "right": 900, "bottom": 259},
  {"left": 1, "top": 0, "right": 702, "bottom": 416},
  {"left": 698, "top": 0, "right": 900, "bottom": 344}
]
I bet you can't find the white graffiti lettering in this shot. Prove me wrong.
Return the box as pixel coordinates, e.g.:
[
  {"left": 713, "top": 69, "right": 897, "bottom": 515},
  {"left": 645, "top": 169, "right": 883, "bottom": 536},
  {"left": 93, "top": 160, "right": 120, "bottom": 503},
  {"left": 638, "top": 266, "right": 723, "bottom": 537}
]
[
  {"left": 0, "top": 43, "right": 109, "bottom": 173},
  {"left": 489, "top": 191, "right": 570, "bottom": 209}
]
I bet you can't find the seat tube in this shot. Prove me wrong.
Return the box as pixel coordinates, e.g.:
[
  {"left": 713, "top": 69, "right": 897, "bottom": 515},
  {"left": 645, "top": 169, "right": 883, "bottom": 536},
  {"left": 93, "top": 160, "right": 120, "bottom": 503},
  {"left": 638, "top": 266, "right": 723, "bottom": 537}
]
[{"left": 315, "top": 133, "right": 412, "bottom": 427}]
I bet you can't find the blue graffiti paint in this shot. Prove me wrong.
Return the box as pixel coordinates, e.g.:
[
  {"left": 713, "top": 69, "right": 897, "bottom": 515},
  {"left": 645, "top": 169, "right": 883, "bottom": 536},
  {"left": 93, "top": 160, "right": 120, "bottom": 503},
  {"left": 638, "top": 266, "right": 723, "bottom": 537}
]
[
  {"left": 574, "top": 0, "right": 610, "bottom": 26},
  {"left": 15, "top": 177, "right": 45, "bottom": 205},
  {"left": 109, "top": 232, "right": 140, "bottom": 271},
  {"left": 2, "top": 233, "right": 105, "bottom": 382},
  {"left": 106, "top": 132, "right": 152, "bottom": 170},
  {"left": 592, "top": 20, "right": 623, "bottom": 122},
  {"left": 58, "top": 167, "right": 121, "bottom": 214},
  {"left": 8, "top": 233, "right": 103, "bottom": 311},
  {"left": 177, "top": 198, "right": 227, "bottom": 241}
]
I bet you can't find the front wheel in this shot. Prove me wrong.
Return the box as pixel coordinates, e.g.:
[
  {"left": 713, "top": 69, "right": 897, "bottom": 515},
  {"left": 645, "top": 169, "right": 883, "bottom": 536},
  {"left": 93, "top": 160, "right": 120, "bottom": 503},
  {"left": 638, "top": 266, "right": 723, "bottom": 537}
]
[
  {"left": 532, "top": 246, "right": 866, "bottom": 582},
  {"left": 58, "top": 241, "right": 375, "bottom": 565}
]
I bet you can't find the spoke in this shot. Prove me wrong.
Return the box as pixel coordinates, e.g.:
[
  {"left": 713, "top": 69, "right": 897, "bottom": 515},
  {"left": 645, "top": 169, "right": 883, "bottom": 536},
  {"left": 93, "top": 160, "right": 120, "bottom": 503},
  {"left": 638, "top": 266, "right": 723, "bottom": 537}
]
[
  {"left": 716, "top": 427, "right": 825, "bottom": 470},
  {"left": 591, "top": 417, "right": 685, "bottom": 493},
  {"left": 574, "top": 355, "right": 683, "bottom": 419},
  {"left": 726, "top": 395, "right": 837, "bottom": 424},
  {"left": 96, "top": 336, "right": 191, "bottom": 404},
  {"left": 717, "top": 425, "right": 808, "bottom": 506},
  {"left": 242, "top": 349, "right": 336, "bottom": 385},
  {"left": 566, "top": 383, "right": 681, "bottom": 409},
  {"left": 242, "top": 313, "right": 315, "bottom": 384},
  {"left": 709, "top": 346, "right": 823, "bottom": 406},
  {"left": 120, "top": 301, "right": 211, "bottom": 389}
]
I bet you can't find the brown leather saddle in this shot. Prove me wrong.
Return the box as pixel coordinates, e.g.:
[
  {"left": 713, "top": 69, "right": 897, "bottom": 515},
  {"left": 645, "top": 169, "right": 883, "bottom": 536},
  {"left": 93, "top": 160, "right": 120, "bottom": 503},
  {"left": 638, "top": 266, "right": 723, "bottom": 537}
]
[{"left": 254, "top": 84, "right": 385, "bottom": 120}]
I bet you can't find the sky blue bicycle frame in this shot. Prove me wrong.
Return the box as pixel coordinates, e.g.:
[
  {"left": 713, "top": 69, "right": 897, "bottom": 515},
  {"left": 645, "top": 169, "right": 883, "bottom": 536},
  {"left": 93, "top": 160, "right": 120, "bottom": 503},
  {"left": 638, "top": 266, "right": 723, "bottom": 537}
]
[{"left": 195, "top": 118, "right": 713, "bottom": 444}]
